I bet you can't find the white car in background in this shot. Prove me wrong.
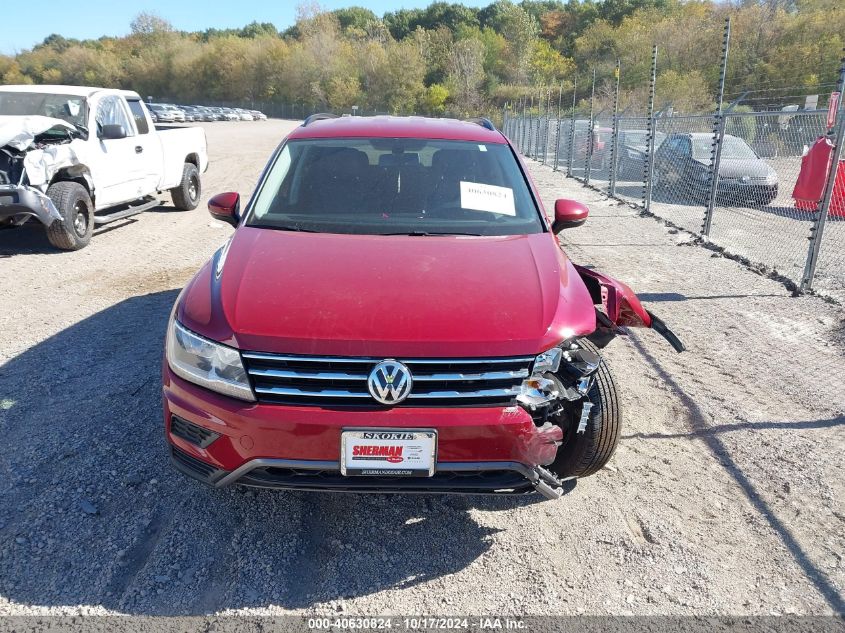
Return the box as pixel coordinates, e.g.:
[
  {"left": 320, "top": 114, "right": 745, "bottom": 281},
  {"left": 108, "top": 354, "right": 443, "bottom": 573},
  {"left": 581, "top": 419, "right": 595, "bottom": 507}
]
[
  {"left": 0, "top": 85, "right": 209, "bottom": 250},
  {"left": 148, "top": 103, "right": 175, "bottom": 122},
  {"left": 164, "top": 104, "right": 186, "bottom": 122}
]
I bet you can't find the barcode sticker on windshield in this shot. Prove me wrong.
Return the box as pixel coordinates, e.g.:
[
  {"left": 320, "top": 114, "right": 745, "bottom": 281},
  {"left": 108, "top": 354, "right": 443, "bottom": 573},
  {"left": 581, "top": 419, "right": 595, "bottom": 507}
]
[{"left": 460, "top": 182, "right": 516, "bottom": 216}]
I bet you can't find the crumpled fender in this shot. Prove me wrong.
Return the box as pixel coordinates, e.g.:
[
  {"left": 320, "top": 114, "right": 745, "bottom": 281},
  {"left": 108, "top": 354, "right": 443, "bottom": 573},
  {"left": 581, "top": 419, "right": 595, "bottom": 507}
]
[{"left": 574, "top": 264, "right": 685, "bottom": 353}]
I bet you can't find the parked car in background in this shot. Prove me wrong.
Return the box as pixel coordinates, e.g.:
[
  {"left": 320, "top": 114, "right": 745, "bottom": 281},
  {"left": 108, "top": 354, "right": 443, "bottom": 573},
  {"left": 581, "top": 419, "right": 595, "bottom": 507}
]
[
  {"left": 570, "top": 124, "right": 613, "bottom": 170},
  {"left": 235, "top": 108, "right": 254, "bottom": 121},
  {"left": 653, "top": 132, "right": 778, "bottom": 206},
  {"left": 220, "top": 108, "right": 240, "bottom": 121},
  {"left": 148, "top": 103, "right": 175, "bottom": 123},
  {"left": 181, "top": 105, "right": 206, "bottom": 122},
  {"left": 163, "top": 114, "right": 684, "bottom": 499},
  {"left": 250, "top": 110, "right": 267, "bottom": 121},
  {"left": 194, "top": 106, "right": 216, "bottom": 122},
  {"left": 0, "top": 85, "right": 209, "bottom": 250},
  {"left": 616, "top": 129, "right": 666, "bottom": 177},
  {"left": 164, "top": 104, "right": 186, "bottom": 123}
]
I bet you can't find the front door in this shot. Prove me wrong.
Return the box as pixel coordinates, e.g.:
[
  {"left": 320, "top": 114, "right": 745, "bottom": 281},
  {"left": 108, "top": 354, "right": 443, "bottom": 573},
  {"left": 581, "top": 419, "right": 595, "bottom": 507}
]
[{"left": 91, "top": 95, "right": 146, "bottom": 207}]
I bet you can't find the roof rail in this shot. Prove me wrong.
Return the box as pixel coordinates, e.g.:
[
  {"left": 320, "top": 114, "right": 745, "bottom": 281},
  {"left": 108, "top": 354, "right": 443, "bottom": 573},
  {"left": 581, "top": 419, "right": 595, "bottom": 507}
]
[
  {"left": 465, "top": 117, "right": 496, "bottom": 132},
  {"left": 302, "top": 113, "right": 338, "bottom": 127}
]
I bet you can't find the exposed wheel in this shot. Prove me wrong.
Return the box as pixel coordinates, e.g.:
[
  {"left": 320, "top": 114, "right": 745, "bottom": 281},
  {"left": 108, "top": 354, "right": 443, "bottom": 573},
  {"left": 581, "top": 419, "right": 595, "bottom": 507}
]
[
  {"left": 548, "top": 340, "right": 622, "bottom": 479},
  {"left": 170, "top": 162, "right": 200, "bottom": 210},
  {"left": 45, "top": 182, "right": 94, "bottom": 251}
]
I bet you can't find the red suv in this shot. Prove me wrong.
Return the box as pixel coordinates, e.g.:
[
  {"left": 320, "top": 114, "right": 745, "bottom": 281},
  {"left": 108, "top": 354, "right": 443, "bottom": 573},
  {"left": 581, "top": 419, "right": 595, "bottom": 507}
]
[{"left": 163, "top": 115, "right": 682, "bottom": 499}]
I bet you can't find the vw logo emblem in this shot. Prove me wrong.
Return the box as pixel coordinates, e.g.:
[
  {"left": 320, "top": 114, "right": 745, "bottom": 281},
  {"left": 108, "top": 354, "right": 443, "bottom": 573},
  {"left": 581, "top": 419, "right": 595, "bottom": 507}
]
[
  {"left": 740, "top": 175, "right": 750, "bottom": 183},
  {"left": 367, "top": 360, "right": 413, "bottom": 405}
]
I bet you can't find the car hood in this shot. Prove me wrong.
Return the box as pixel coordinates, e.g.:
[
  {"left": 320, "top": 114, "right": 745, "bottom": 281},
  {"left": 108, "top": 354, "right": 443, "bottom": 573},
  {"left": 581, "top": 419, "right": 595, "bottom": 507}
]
[
  {"left": 0, "top": 115, "right": 77, "bottom": 151},
  {"left": 718, "top": 158, "right": 773, "bottom": 179},
  {"left": 179, "top": 227, "right": 596, "bottom": 357}
]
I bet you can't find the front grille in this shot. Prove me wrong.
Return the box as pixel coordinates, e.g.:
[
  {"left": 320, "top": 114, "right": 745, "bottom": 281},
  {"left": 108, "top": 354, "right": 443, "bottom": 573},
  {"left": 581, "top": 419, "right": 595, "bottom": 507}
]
[
  {"left": 170, "top": 415, "right": 219, "bottom": 448},
  {"left": 241, "top": 352, "right": 534, "bottom": 407},
  {"left": 238, "top": 466, "right": 533, "bottom": 494}
]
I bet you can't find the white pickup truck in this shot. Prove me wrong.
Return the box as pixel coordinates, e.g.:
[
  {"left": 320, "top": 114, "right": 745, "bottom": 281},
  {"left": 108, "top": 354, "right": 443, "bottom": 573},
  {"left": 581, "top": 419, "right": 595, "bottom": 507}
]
[{"left": 0, "top": 85, "right": 208, "bottom": 250}]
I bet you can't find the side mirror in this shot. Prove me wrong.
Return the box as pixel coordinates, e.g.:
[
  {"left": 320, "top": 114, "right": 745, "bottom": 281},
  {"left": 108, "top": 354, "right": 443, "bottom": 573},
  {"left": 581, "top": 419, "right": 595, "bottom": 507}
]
[
  {"left": 208, "top": 192, "right": 241, "bottom": 227},
  {"left": 552, "top": 199, "right": 589, "bottom": 234},
  {"left": 100, "top": 124, "right": 127, "bottom": 140}
]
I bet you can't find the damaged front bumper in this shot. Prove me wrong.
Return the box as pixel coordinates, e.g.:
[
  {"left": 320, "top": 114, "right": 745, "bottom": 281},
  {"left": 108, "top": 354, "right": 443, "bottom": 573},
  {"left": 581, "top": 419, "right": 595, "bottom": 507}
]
[
  {"left": 170, "top": 445, "right": 570, "bottom": 498},
  {"left": 0, "top": 184, "right": 62, "bottom": 225}
]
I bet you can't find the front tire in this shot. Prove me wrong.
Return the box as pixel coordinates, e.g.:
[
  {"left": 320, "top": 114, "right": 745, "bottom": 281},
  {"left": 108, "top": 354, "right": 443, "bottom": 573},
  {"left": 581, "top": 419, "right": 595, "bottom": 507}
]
[
  {"left": 45, "top": 182, "right": 94, "bottom": 251},
  {"left": 548, "top": 340, "right": 622, "bottom": 479},
  {"left": 170, "top": 162, "right": 200, "bottom": 211}
]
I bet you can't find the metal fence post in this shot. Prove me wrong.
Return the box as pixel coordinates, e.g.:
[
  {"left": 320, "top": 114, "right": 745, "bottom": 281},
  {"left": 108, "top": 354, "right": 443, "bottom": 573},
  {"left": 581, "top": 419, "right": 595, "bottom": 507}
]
[
  {"left": 702, "top": 16, "right": 731, "bottom": 237},
  {"left": 585, "top": 69, "right": 597, "bottom": 185},
  {"left": 542, "top": 88, "right": 552, "bottom": 165},
  {"left": 801, "top": 53, "right": 845, "bottom": 292},
  {"left": 537, "top": 90, "right": 549, "bottom": 165},
  {"left": 567, "top": 79, "right": 577, "bottom": 178},
  {"left": 534, "top": 88, "right": 543, "bottom": 160},
  {"left": 643, "top": 45, "right": 659, "bottom": 213},
  {"left": 525, "top": 96, "right": 531, "bottom": 154},
  {"left": 553, "top": 82, "right": 563, "bottom": 171},
  {"left": 608, "top": 59, "right": 621, "bottom": 197},
  {"left": 520, "top": 97, "right": 527, "bottom": 153},
  {"left": 527, "top": 95, "right": 534, "bottom": 157}
]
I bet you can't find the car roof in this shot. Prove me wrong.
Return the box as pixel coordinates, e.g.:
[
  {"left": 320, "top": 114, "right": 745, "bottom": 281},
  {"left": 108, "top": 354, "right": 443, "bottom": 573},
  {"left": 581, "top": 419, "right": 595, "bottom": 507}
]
[
  {"left": 288, "top": 116, "right": 507, "bottom": 143},
  {"left": 0, "top": 84, "right": 141, "bottom": 100}
]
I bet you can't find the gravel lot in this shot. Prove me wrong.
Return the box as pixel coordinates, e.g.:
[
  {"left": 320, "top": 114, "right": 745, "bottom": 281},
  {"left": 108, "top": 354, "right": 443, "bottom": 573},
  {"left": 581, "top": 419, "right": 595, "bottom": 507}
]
[{"left": 0, "top": 120, "right": 842, "bottom": 617}]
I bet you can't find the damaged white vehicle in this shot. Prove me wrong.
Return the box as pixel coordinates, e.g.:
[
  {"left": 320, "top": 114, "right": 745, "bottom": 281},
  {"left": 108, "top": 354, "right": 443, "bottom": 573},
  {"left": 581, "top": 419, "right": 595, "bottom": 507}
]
[{"left": 0, "top": 85, "right": 208, "bottom": 250}]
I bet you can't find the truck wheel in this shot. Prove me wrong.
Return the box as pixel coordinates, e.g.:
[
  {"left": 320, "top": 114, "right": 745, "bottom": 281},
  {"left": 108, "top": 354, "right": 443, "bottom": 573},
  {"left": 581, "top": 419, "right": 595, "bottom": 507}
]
[
  {"left": 548, "top": 340, "right": 622, "bottom": 479},
  {"left": 170, "top": 163, "right": 200, "bottom": 211},
  {"left": 45, "top": 182, "right": 94, "bottom": 251}
]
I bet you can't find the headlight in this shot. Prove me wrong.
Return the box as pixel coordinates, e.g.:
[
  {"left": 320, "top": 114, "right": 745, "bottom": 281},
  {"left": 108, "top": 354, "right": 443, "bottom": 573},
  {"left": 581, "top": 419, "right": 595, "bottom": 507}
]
[
  {"left": 166, "top": 319, "right": 255, "bottom": 401},
  {"left": 532, "top": 347, "right": 562, "bottom": 374},
  {"left": 517, "top": 342, "right": 601, "bottom": 410},
  {"left": 765, "top": 172, "right": 778, "bottom": 185},
  {"left": 517, "top": 347, "right": 565, "bottom": 409}
]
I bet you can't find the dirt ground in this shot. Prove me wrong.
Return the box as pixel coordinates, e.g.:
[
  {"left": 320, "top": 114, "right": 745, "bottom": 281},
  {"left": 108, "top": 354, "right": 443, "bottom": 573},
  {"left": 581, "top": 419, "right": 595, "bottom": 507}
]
[{"left": 0, "top": 119, "right": 842, "bottom": 617}]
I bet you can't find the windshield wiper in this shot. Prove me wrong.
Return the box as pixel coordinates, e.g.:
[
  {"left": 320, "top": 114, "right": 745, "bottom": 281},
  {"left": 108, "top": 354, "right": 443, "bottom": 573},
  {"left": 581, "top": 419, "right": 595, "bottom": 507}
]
[
  {"left": 251, "top": 223, "right": 320, "bottom": 233},
  {"left": 382, "top": 230, "right": 483, "bottom": 236}
]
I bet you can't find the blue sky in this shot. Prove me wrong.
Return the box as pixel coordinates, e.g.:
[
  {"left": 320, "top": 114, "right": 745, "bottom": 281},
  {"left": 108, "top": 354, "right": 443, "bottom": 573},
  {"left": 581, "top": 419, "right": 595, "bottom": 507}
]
[{"left": 3, "top": 0, "right": 483, "bottom": 54}]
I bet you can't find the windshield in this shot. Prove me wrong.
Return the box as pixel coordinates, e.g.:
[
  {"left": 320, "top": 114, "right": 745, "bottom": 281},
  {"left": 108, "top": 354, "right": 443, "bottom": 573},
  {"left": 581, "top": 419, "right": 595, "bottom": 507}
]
[
  {"left": 625, "top": 131, "right": 664, "bottom": 148},
  {"left": 248, "top": 138, "right": 544, "bottom": 236},
  {"left": 0, "top": 91, "right": 87, "bottom": 128},
  {"left": 693, "top": 135, "right": 757, "bottom": 160}
]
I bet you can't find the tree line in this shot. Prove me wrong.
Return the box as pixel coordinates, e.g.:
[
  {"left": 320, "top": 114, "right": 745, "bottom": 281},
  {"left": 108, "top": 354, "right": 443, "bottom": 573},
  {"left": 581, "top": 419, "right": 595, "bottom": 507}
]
[{"left": 0, "top": 0, "right": 842, "bottom": 117}]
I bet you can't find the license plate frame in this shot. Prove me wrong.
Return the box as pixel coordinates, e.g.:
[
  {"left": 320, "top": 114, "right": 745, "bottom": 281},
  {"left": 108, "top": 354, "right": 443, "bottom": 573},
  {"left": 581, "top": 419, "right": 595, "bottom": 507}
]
[{"left": 340, "top": 428, "right": 437, "bottom": 477}]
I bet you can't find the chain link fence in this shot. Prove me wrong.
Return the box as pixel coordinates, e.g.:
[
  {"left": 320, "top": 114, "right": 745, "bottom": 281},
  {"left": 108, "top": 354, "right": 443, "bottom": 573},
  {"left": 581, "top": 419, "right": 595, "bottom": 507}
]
[{"left": 503, "top": 100, "right": 845, "bottom": 304}]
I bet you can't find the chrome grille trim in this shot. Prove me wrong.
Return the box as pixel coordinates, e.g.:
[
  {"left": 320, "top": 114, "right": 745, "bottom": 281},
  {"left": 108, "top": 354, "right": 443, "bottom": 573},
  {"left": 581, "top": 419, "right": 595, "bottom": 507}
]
[
  {"left": 249, "top": 368, "right": 369, "bottom": 381},
  {"left": 242, "top": 352, "right": 534, "bottom": 406},
  {"left": 411, "top": 370, "right": 529, "bottom": 381},
  {"left": 407, "top": 388, "right": 521, "bottom": 400},
  {"left": 254, "top": 386, "right": 373, "bottom": 398}
]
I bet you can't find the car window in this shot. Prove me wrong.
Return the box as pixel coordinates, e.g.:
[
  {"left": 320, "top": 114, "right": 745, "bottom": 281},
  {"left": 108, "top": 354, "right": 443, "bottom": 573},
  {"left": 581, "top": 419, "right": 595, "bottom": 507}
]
[
  {"left": 693, "top": 136, "right": 757, "bottom": 160},
  {"left": 248, "top": 138, "right": 544, "bottom": 237},
  {"left": 126, "top": 99, "right": 150, "bottom": 134},
  {"left": 96, "top": 96, "right": 134, "bottom": 137}
]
